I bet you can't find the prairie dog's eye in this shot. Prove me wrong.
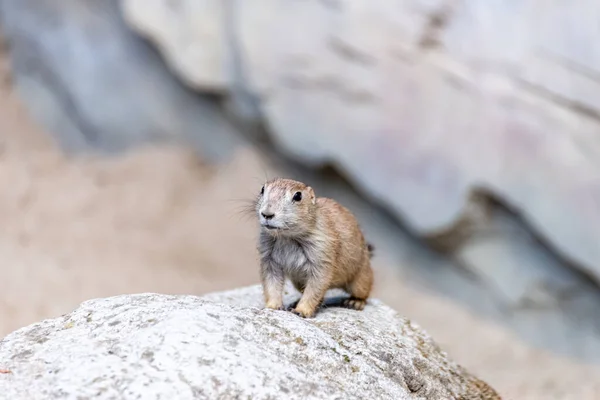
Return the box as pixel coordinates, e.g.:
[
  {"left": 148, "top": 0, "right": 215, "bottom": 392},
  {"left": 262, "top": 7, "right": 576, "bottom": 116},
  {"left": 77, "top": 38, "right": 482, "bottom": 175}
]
[
  {"left": 292, "top": 191, "right": 302, "bottom": 202},
  {"left": 260, "top": 185, "right": 265, "bottom": 195}
]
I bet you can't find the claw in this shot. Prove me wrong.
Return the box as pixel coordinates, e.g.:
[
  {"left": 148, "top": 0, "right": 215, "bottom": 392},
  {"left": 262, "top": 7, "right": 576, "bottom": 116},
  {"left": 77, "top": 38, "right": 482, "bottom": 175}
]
[
  {"left": 341, "top": 297, "right": 366, "bottom": 311},
  {"left": 265, "top": 303, "right": 285, "bottom": 311},
  {"left": 290, "top": 308, "right": 315, "bottom": 318}
]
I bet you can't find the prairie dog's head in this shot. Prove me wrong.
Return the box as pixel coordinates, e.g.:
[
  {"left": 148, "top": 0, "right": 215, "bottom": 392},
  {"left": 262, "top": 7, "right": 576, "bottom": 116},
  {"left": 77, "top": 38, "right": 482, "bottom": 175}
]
[{"left": 256, "top": 178, "right": 317, "bottom": 236}]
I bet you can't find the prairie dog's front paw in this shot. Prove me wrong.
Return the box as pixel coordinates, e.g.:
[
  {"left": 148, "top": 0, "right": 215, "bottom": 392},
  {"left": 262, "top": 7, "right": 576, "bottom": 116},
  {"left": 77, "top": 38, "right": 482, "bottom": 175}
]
[
  {"left": 290, "top": 306, "right": 315, "bottom": 319},
  {"left": 265, "top": 301, "right": 285, "bottom": 311}
]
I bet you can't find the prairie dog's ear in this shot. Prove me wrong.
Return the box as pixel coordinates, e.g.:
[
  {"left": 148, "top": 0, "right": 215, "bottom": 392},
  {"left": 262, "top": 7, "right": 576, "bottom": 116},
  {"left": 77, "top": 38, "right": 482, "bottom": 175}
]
[{"left": 307, "top": 186, "right": 316, "bottom": 205}]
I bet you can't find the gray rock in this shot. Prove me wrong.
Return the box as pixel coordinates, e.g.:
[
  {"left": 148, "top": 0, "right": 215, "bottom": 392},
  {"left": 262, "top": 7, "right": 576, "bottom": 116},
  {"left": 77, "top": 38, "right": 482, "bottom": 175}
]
[
  {"left": 120, "top": 0, "right": 600, "bottom": 285},
  {"left": 453, "top": 205, "right": 600, "bottom": 361},
  {"left": 121, "top": 0, "right": 230, "bottom": 92},
  {"left": 0, "top": 285, "right": 500, "bottom": 399},
  {"left": 0, "top": 0, "right": 243, "bottom": 161}
]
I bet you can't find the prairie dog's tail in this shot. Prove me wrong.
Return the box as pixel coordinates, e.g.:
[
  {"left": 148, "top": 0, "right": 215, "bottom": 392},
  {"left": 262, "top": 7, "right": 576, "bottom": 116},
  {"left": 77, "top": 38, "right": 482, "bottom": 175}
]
[{"left": 367, "top": 243, "right": 375, "bottom": 259}]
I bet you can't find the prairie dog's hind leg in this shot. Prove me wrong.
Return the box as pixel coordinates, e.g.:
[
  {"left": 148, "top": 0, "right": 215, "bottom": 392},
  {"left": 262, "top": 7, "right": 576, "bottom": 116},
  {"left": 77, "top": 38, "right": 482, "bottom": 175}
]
[{"left": 342, "top": 263, "right": 373, "bottom": 311}]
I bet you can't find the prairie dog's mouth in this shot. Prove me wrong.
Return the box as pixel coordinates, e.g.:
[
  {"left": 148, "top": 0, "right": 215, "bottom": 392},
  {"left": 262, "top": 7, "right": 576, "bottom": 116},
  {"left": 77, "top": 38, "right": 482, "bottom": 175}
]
[{"left": 261, "top": 222, "right": 287, "bottom": 231}]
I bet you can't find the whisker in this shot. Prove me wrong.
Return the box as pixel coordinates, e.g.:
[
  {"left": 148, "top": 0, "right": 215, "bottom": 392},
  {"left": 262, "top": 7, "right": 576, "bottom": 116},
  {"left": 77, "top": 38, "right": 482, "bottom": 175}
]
[{"left": 226, "top": 195, "right": 259, "bottom": 222}]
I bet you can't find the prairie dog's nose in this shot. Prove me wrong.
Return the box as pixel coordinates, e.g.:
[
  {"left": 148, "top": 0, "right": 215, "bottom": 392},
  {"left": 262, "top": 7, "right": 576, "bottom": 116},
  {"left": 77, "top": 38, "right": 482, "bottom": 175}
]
[{"left": 261, "top": 211, "right": 275, "bottom": 220}]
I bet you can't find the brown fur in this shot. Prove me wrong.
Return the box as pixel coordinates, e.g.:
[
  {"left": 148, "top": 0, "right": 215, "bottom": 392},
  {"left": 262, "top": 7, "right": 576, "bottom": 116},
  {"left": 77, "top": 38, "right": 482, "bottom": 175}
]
[{"left": 254, "top": 178, "right": 374, "bottom": 318}]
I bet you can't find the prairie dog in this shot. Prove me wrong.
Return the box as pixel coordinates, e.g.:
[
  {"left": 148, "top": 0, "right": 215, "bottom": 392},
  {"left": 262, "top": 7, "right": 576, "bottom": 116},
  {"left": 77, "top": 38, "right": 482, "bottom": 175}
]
[{"left": 254, "top": 177, "right": 374, "bottom": 318}]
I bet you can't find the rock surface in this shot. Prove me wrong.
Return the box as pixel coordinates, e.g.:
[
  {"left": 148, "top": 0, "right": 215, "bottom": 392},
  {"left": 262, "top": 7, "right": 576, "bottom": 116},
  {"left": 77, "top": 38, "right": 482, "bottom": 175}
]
[
  {"left": 120, "top": 0, "right": 600, "bottom": 284},
  {"left": 0, "top": 285, "right": 500, "bottom": 399}
]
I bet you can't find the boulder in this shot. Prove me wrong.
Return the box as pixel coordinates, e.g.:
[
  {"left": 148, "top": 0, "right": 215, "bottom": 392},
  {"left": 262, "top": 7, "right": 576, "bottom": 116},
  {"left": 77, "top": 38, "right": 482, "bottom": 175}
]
[
  {"left": 0, "top": 284, "right": 500, "bottom": 399},
  {"left": 120, "top": 0, "right": 600, "bottom": 284}
]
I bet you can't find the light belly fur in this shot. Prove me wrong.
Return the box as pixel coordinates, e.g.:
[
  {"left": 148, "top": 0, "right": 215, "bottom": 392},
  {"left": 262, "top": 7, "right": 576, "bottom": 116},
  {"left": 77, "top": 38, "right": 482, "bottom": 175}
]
[{"left": 271, "top": 238, "right": 310, "bottom": 290}]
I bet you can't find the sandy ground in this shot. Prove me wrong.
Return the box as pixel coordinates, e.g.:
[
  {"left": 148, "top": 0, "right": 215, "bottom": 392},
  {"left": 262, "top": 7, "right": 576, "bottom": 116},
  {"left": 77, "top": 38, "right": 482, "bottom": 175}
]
[{"left": 0, "top": 54, "right": 599, "bottom": 399}]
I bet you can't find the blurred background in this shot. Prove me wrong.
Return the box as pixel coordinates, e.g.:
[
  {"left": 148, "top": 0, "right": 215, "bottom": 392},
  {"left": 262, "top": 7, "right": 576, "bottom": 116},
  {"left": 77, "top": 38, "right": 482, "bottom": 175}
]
[{"left": 1, "top": 1, "right": 599, "bottom": 398}]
